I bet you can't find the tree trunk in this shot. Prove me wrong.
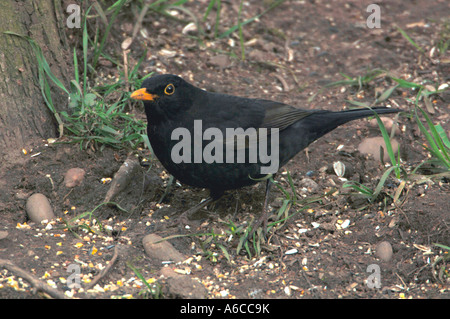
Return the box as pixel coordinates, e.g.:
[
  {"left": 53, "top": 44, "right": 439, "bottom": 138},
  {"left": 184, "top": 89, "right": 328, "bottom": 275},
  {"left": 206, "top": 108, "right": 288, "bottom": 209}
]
[{"left": 0, "top": 0, "right": 71, "bottom": 164}]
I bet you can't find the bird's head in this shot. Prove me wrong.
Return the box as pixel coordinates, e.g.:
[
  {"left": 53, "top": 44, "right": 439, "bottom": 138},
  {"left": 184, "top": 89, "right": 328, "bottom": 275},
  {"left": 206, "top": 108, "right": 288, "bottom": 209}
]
[{"left": 131, "top": 74, "right": 197, "bottom": 123}]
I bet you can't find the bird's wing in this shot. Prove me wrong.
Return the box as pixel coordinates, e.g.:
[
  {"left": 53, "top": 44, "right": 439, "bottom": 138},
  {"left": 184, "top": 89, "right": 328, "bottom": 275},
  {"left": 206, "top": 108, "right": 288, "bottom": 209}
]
[
  {"left": 258, "top": 100, "right": 314, "bottom": 131},
  {"left": 223, "top": 99, "right": 315, "bottom": 150},
  {"left": 196, "top": 91, "right": 315, "bottom": 131}
]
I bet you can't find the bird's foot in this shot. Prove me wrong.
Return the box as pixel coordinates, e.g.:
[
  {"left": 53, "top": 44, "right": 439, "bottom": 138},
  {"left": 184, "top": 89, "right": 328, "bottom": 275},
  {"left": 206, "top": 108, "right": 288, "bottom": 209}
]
[
  {"left": 240, "top": 178, "right": 273, "bottom": 249},
  {"left": 241, "top": 210, "right": 271, "bottom": 249},
  {"left": 169, "top": 196, "right": 216, "bottom": 229},
  {"left": 174, "top": 211, "right": 191, "bottom": 228}
]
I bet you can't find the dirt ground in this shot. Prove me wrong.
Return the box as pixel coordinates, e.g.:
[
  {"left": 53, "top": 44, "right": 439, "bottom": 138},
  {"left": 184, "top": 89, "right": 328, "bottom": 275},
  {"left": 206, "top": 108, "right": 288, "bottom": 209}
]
[{"left": 1, "top": 0, "right": 449, "bottom": 300}]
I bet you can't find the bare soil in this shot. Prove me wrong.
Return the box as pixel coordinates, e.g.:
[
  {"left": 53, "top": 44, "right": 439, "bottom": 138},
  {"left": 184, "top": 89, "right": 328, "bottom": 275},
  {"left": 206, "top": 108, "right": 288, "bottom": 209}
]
[{"left": 1, "top": 0, "right": 449, "bottom": 299}]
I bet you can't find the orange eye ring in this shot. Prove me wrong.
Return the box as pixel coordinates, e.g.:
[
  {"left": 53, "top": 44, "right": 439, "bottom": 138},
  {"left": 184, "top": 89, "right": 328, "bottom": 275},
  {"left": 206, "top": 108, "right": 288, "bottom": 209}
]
[{"left": 164, "top": 83, "right": 175, "bottom": 95}]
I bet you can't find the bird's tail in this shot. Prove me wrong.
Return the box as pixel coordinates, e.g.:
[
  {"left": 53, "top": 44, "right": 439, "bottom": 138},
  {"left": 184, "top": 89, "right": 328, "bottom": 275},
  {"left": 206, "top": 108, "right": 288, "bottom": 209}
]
[
  {"left": 300, "top": 106, "right": 400, "bottom": 144},
  {"left": 278, "top": 106, "right": 400, "bottom": 168},
  {"left": 327, "top": 107, "right": 400, "bottom": 126}
]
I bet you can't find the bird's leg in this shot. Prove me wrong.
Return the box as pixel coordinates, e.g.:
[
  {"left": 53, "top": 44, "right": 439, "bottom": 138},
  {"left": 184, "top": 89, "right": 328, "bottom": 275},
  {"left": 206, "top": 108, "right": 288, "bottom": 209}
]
[
  {"left": 174, "top": 190, "right": 224, "bottom": 227},
  {"left": 158, "top": 175, "right": 175, "bottom": 204},
  {"left": 260, "top": 178, "right": 273, "bottom": 232},
  {"left": 243, "top": 177, "right": 274, "bottom": 244},
  {"left": 232, "top": 191, "right": 240, "bottom": 220},
  {"left": 175, "top": 196, "right": 215, "bottom": 226}
]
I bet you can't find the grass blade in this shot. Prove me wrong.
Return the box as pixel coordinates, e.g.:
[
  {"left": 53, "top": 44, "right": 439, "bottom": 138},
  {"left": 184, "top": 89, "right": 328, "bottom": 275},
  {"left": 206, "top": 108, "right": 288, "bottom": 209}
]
[
  {"left": 237, "top": 0, "right": 245, "bottom": 60},
  {"left": 92, "top": 0, "right": 126, "bottom": 68},
  {"left": 435, "top": 124, "right": 450, "bottom": 149},
  {"left": 4, "top": 32, "right": 69, "bottom": 95},
  {"left": 346, "top": 100, "right": 371, "bottom": 108},
  {"left": 127, "top": 262, "right": 160, "bottom": 299},
  {"left": 370, "top": 165, "right": 398, "bottom": 201},
  {"left": 415, "top": 107, "right": 450, "bottom": 167},
  {"left": 369, "top": 107, "right": 401, "bottom": 178},
  {"left": 396, "top": 25, "right": 424, "bottom": 53},
  {"left": 389, "top": 76, "right": 423, "bottom": 89},
  {"left": 377, "top": 85, "right": 399, "bottom": 103},
  {"left": 343, "top": 181, "right": 374, "bottom": 197},
  {"left": 203, "top": 0, "right": 217, "bottom": 22},
  {"left": 218, "top": 0, "right": 286, "bottom": 39}
]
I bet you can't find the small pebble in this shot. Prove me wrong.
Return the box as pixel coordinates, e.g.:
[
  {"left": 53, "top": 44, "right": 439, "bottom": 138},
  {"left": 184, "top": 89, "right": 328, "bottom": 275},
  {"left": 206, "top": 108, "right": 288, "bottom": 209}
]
[
  {"left": 375, "top": 241, "right": 393, "bottom": 262},
  {"left": 358, "top": 137, "right": 399, "bottom": 162},
  {"left": 368, "top": 117, "right": 398, "bottom": 131},
  {"left": 299, "top": 178, "right": 319, "bottom": 192},
  {"left": 142, "top": 233, "right": 185, "bottom": 263},
  {"left": 207, "top": 54, "right": 232, "bottom": 70},
  {"left": 0, "top": 230, "right": 8, "bottom": 240},
  {"left": 26, "top": 193, "right": 55, "bottom": 223},
  {"left": 64, "top": 168, "right": 86, "bottom": 188},
  {"left": 305, "top": 170, "right": 315, "bottom": 177}
]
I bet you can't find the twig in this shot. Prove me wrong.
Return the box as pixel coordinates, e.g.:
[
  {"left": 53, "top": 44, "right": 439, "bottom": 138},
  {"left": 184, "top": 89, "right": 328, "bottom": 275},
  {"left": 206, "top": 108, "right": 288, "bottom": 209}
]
[
  {"left": 395, "top": 272, "right": 407, "bottom": 289},
  {"left": 301, "top": 270, "right": 319, "bottom": 298},
  {"left": 272, "top": 73, "right": 290, "bottom": 92},
  {"left": 130, "top": 0, "right": 152, "bottom": 46},
  {"left": 104, "top": 153, "right": 141, "bottom": 203},
  {"left": 0, "top": 259, "right": 69, "bottom": 299},
  {"left": 85, "top": 245, "right": 119, "bottom": 290}
]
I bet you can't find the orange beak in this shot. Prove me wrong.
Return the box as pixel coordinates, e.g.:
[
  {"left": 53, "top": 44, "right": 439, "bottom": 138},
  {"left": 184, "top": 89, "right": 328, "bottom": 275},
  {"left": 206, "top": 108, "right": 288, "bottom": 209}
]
[{"left": 130, "top": 88, "right": 158, "bottom": 101}]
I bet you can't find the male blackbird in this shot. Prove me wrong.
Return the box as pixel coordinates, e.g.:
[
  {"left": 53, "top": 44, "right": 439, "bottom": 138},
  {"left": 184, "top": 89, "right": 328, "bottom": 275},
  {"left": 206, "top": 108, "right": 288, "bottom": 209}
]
[{"left": 131, "top": 74, "right": 400, "bottom": 224}]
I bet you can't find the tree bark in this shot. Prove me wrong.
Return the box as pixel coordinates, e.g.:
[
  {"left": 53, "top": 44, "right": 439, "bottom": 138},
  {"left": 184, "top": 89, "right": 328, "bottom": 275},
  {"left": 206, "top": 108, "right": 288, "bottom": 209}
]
[{"left": 0, "top": 0, "right": 71, "bottom": 164}]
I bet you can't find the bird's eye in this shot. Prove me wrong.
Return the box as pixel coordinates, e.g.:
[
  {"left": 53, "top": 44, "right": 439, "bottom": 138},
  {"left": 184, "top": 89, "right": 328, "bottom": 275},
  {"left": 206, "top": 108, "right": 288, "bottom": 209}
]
[{"left": 164, "top": 83, "right": 175, "bottom": 95}]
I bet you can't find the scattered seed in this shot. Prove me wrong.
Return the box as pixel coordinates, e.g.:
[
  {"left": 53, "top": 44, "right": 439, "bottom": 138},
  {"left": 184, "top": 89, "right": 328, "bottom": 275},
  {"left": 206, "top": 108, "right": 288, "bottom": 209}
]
[{"left": 285, "top": 248, "right": 298, "bottom": 255}]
